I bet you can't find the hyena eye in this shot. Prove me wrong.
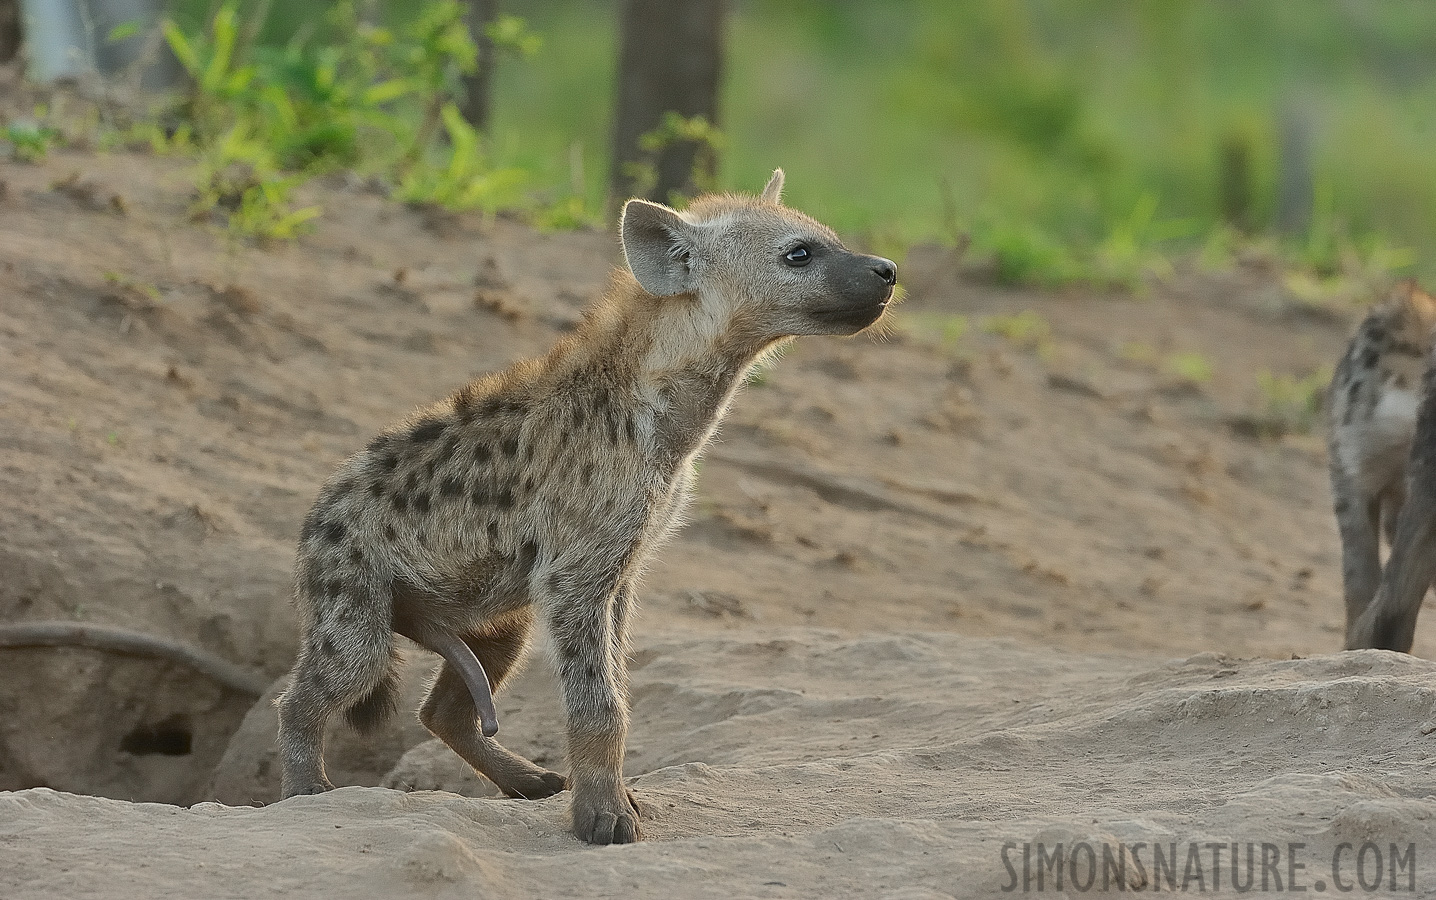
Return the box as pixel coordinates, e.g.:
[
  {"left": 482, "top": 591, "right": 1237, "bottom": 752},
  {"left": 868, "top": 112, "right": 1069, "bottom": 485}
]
[{"left": 783, "top": 244, "right": 812, "bottom": 267}]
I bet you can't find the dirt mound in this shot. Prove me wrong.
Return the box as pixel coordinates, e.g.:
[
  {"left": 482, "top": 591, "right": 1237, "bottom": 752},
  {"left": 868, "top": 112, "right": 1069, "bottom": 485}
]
[{"left": 4, "top": 633, "right": 1434, "bottom": 898}]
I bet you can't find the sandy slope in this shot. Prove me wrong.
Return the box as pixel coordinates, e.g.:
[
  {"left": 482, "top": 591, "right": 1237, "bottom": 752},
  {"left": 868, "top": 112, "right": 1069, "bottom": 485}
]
[
  {"left": 3, "top": 133, "right": 1436, "bottom": 897},
  {"left": 5, "top": 634, "right": 1436, "bottom": 898}
]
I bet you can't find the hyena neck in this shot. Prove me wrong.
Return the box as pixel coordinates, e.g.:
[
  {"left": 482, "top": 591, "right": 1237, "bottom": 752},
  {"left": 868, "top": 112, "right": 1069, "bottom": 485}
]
[{"left": 556, "top": 271, "right": 782, "bottom": 461}]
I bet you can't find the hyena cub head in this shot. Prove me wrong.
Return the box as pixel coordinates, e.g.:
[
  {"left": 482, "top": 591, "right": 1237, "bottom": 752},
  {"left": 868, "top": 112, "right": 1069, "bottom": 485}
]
[{"left": 619, "top": 169, "right": 898, "bottom": 338}]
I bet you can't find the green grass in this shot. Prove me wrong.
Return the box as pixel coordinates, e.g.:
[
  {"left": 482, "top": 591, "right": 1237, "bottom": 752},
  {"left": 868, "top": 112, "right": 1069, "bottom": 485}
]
[
  {"left": 982, "top": 310, "right": 1052, "bottom": 348},
  {"left": 1254, "top": 370, "right": 1329, "bottom": 436},
  {"left": 899, "top": 312, "right": 971, "bottom": 351},
  {"left": 1162, "top": 351, "right": 1214, "bottom": 386}
]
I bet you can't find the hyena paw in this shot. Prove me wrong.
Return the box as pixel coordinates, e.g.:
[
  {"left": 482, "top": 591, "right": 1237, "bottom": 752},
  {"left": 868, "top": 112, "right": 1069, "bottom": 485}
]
[
  {"left": 282, "top": 778, "right": 335, "bottom": 799},
  {"left": 499, "top": 769, "right": 568, "bottom": 801},
  {"left": 571, "top": 786, "right": 642, "bottom": 845}
]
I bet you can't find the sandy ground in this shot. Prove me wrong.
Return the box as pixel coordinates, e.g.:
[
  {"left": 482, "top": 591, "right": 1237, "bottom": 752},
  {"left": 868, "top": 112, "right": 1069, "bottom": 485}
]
[
  {"left": 3, "top": 131, "right": 1436, "bottom": 896},
  {"left": 8, "top": 638, "right": 1436, "bottom": 898}
]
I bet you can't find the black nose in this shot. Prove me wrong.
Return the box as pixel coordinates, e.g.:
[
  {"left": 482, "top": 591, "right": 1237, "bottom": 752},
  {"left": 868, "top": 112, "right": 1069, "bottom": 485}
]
[{"left": 870, "top": 257, "right": 897, "bottom": 286}]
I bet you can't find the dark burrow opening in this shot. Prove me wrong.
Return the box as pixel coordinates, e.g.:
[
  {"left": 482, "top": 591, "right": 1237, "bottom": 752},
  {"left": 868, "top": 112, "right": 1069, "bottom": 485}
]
[{"left": 120, "top": 714, "right": 194, "bottom": 756}]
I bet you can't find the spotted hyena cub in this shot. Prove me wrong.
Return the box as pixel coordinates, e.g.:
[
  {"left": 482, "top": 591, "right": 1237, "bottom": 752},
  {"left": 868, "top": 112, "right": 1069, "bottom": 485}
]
[
  {"left": 1328, "top": 280, "right": 1436, "bottom": 650},
  {"left": 276, "top": 170, "right": 897, "bottom": 844}
]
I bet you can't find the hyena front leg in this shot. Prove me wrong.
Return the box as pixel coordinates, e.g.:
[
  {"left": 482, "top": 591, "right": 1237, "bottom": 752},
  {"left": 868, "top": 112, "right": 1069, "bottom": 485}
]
[
  {"left": 542, "top": 570, "right": 640, "bottom": 845},
  {"left": 609, "top": 579, "right": 637, "bottom": 692}
]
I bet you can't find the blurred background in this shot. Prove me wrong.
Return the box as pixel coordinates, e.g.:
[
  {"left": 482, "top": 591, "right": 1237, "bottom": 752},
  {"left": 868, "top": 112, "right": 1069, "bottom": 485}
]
[{"left": 5, "top": 0, "right": 1436, "bottom": 285}]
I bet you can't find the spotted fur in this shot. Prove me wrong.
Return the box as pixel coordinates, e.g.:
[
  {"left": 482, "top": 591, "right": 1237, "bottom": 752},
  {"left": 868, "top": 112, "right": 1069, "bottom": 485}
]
[{"left": 275, "top": 170, "right": 898, "bottom": 844}]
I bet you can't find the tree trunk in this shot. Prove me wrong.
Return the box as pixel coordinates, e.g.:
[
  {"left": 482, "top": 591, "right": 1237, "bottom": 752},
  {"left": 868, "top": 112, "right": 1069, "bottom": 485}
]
[
  {"left": 1218, "top": 132, "right": 1253, "bottom": 234},
  {"left": 1275, "top": 96, "right": 1314, "bottom": 238},
  {"left": 0, "top": 0, "right": 19, "bottom": 65},
  {"left": 609, "top": 0, "right": 725, "bottom": 206},
  {"left": 459, "top": 0, "right": 498, "bottom": 132}
]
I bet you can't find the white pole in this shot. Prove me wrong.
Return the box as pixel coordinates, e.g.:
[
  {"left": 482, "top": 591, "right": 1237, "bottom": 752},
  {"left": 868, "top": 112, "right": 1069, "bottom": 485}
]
[{"left": 19, "top": 0, "right": 89, "bottom": 81}]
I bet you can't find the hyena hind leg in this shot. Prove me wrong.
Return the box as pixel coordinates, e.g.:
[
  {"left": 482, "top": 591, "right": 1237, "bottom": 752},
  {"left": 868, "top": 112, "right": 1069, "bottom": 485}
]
[
  {"left": 277, "top": 608, "right": 398, "bottom": 798},
  {"left": 1381, "top": 484, "right": 1406, "bottom": 545},
  {"left": 417, "top": 614, "right": 567, "bottom": 800},
  {"left": 1348, "top": 482, "right": 1436, "bottom": 652},
  {"left": 1332, "top": 480, "right": 1385, "bottom": 634}
]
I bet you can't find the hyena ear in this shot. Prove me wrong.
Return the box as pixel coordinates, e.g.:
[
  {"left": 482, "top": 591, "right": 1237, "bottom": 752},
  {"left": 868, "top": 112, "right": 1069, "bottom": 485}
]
[
  {"left": 760, "top": 168, "right": 784, "bottom": 204},
  {"left": 621, "top": 199, "right": 698, "bottom": 297}
]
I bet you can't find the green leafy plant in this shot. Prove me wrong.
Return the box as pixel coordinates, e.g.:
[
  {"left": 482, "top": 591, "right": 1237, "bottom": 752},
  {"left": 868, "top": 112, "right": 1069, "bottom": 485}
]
[
  {"left": 534, "top": 194, "right": 601, "bottom": 230},
  {"left": 976, "top": 220, "right": 1083, "bottom": 288},
  {"left": 3, "top": 122, "right": 61, "bottom": 162},
  {"left": 486, "top": 14, "right": 543, "bottom": 57},
  {"left": 638, "top": 112, "right": 725, "bottom": 159},
  {"left": 162, "top": 2, "right": 258, "bottom": 137},
  {"left": 106, "top": 21, "right": 143, "bottom": 44},
  {"left": 157, "top": 0, "right": 529, "bottom": 239},
  {"left": 623, "top": 112, "right": 726, "bottom": 204},
  {"left": 393, "top": 103, "right": 525, "bottom": 211},
  {"left": 183, "top": 120, "right": 319, "bottom": 241},
  {"left": 1090, "top": 192, "right": 1187, "bottom": 290},
  {"left": 1285, "top": 177, "right": 1418, "bottom": 296},
  {"left": 227, "top": 175, "right": 322, "bottom": 240},
  {"left": 969, "top": 194, "right": 1184, "bottom": 292}
]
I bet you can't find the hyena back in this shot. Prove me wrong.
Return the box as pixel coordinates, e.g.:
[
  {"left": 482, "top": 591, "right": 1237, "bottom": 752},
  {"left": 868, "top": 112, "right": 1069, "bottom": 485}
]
[
  {"left": 276, "top": 170, "right": 897, "bottom": 844},
  {"left": 1328, "top": 280, "right": 1436, "bottom": 649}
]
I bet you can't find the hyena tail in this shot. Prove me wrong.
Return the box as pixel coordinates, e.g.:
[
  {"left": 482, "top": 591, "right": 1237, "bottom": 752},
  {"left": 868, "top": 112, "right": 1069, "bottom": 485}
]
[{"left": 343, "top": 646, "right": 401, "bottom": 734}]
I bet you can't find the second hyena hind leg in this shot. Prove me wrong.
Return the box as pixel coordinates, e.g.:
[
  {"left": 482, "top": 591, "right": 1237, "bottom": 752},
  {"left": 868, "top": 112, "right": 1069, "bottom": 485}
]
[
  {"left": 1381, "top": 485, "right": 1405, "bottom": 545},
  {"left": 1332, "top": 476, "right": 1384, "bottom": 634},
  {"left": 1349, "top": 475, "right": 1436, "bottom": 652},
  {"left": 417, "top": 617, "right": 567, "bottom": 800}
]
